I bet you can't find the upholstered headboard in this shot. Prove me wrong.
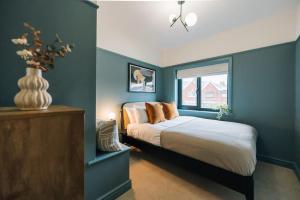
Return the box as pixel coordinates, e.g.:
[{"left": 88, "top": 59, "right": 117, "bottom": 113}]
[{"left": 121, "top": 102, "right": 160, "bottom": 130}]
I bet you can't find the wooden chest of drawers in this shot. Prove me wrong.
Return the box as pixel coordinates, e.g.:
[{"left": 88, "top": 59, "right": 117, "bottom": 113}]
[{"left": 0, "top": 106, "right": 84, "bottom": 200}]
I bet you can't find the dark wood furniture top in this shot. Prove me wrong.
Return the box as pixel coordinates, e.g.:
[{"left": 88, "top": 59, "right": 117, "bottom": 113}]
[{"left": 0, "top": 105, "right": 84, "bottom": 120}]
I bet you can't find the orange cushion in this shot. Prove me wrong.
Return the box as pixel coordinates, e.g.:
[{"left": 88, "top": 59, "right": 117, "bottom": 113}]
[
  {"left": 162, "top": 102, "right": 179, "bottom": 120},
  {"left": 145, "top": 103, "right": 166, "bottom": 124}
]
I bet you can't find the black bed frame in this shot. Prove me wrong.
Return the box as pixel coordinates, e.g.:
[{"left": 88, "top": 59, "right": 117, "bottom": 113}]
[{"left": 120, "top": 104, "right": 254, "bottom": 200}]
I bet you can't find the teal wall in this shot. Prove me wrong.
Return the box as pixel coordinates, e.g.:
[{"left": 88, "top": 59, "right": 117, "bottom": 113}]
[
  {"left": 295, "top": 37, "right": 300, "bottom": 172},
  {"left": 162, "top": 42, "right": 296, "bottom": 162},
  {"left": 0, "top": 0, "right": 100, "bottom": 199},
  {"left": 96, "top": 48, "right": 162, "bottom": 121}
]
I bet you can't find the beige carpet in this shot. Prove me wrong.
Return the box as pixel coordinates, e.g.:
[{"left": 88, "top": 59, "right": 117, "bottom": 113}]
[{"left": 117, "top": 148, "right": 300, "bottom": 200}]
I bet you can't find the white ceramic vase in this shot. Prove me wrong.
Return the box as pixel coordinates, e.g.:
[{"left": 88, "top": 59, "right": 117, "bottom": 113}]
[{"left": 14, "top": 68, "right": 52, "bottom": 110}]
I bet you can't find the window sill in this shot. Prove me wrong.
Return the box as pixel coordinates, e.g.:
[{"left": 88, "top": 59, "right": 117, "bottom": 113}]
[
  {"left": 178, "top": 109, "right": 217, "bottom": 119},
  {"left": 179, "top": 109, "right": 217, "bottom": 113},
  {"left": 87, "top": 144, "right": 130, "bottom": 166}
]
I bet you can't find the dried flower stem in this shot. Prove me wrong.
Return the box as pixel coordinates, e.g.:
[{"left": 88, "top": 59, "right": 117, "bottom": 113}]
[{"left": 11, "top": 22, "right": 74, "bottom": 72}]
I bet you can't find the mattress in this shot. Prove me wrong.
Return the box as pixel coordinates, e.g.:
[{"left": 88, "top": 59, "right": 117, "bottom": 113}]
[
  {"left": 127, "top": 116, "right": 257, "bottom": 176},
  {"left": 127, "top": 116, "right": 194, "bottom": 146}
]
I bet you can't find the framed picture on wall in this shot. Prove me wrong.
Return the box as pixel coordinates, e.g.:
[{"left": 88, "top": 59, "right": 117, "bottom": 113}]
[{"left": 128, "top": 63, "right": 156, "bottom": 93}]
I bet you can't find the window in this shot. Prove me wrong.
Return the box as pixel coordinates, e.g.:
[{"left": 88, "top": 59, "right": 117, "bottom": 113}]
[{"left": 177, "top": 60, "right": 231, "bottom": 111}]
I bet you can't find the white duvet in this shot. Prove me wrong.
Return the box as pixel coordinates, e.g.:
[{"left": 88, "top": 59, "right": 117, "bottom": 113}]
[{"left": 127, "top": 116, "right": 257, "bottom": 176}]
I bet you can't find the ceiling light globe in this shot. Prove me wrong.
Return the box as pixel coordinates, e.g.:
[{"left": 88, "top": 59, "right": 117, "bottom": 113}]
[
  {"left": 185, "top": 12, "right": 197, "bottom": 27},
  {"left": 169, "top": 14, "right": 176, "bottom": 24}
]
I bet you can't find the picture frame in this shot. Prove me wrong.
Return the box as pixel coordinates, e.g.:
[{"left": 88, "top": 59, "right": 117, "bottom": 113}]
[{"left": 128, "top": 63, "right": 156, "bottom": 93}]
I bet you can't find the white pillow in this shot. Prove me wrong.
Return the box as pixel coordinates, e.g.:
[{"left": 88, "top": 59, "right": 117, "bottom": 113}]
[
  {"left": 134, "top": 107, "right": 148, "bottom": 124},
  {"left": 125, "top": 107, "right": 136, "bottom": 123}
]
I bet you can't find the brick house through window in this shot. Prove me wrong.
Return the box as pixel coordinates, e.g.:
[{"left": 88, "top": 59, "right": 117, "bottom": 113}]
[
  {"left": 182, "top": 80, "right": 197, "bottom": 106},
  {"left": 201, "top": 81, "right": 227, "bottom": 108}
]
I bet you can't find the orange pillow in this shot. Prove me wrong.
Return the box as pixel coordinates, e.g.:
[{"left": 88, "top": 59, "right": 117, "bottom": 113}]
[
  {"left": 162, "top": 102, "right": 179, "bottom": 120},
  {"left": 145, "top": 103, "right": 166, "bottom": 124}
]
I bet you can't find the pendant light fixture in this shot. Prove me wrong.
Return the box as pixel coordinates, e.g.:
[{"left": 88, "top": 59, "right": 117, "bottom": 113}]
[{"left": 169, "top": 1, "right": 197, "bottom": 32}]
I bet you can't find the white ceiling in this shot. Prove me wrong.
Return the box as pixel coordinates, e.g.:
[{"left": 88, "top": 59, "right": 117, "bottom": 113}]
[{"left": 96, "top": 0, "right": 300, "bottom": 66}]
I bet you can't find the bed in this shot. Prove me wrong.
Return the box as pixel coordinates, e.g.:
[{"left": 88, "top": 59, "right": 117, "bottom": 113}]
[{"left": 121, "top": 102, "right": 257, "bottom": 200}]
